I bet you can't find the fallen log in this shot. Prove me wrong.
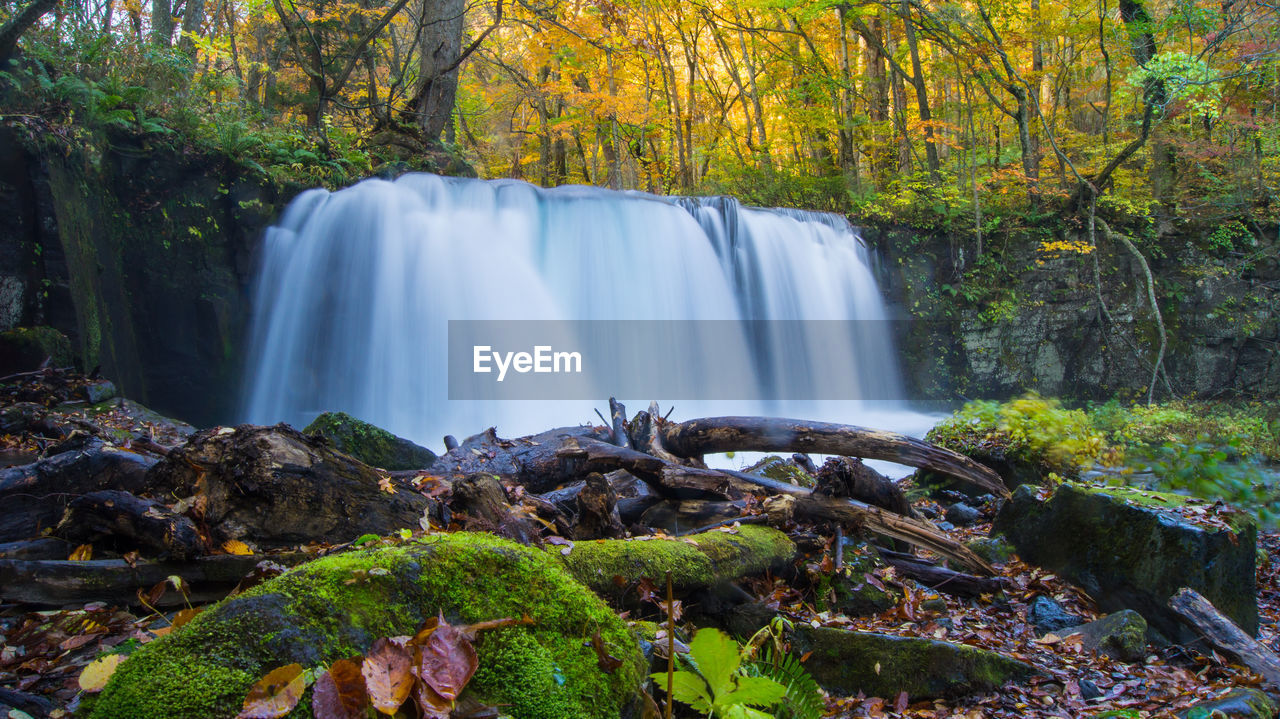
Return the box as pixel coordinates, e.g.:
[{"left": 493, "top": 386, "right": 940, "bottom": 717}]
[
  {"left": 878, "top": 548, "right": 1008, "bottom": 598},
  {"left": 608, "top": 398, "right": 631, "bottom": 449},
  {"left": 575, "top": 472, "right": 626, "bottom": 539},
  {"left": 0, "top": 553, "right": 314, "bottom": 607},
  {"left": 55, "top": 490, "right": 207, "bottom": 560},
  {"left": 660, "top": 416, "right": 1009, "bottom": 498},
  {"left": 1169, "top": 587, "right": 1280, "bottom": 687}
]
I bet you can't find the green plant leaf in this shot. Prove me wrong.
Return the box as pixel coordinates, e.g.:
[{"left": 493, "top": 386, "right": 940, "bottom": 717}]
[
  {"left": 717, "top": 675, "right": 787, "bottom": 708},
  {"left": 650, "top": 671, "right": 713, "bottom": 712},
  {"left": 688, "top": 628, "right": 740, "bottom": 697}
]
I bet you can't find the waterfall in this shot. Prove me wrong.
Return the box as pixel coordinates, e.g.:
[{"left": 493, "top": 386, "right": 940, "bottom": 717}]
[{"left": 241, "top": 173, "right": 931, "bottom": 454}]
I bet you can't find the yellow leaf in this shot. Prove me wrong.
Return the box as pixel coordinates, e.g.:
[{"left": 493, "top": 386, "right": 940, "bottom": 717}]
[
  {"left": 78, "top": 654, "right": 125, "bottom": 693},
  {"left": 222, "top": 540, "right": 254, "bottom": 556},
  {"left": 69, "top": 544, "right": 93, "bottom": 561}
]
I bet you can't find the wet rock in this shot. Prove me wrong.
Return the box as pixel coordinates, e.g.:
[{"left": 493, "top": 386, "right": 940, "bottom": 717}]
[
  {"left": 1062, "top": 610, "right": 1148, "bottom": 662},
  {"left": 1077, "top": 679, "right": 1104, "bottom": 700},
  {"left": 936, "top": 521, "right": 955, "bottom": 531},
  {"left": 945, "top": 502, "right": 982, "bottom": 526},
  {"left": 994, "top": 483, "right": 1257, "bottom": 643},
  {"left": 1027, "top": 595, "right": 1085, "bottom": 635},
  {"left": 76, "top": 379, "right": 117, "bottom": 404},
  {"left": 87, "top": 533, "right": 645, "bottom": 719},
  {"left": 966, "top": 536, "right": 1014, "bottom": 565},
  {"left": 790, "top": 625, "right": 1037, "bottom": 699},
  {"left": 303, "top": 411, "right": 437, "bottom": 470},
  {"left": 1178, "top": 688, "right": 1278, "bottom": 718},
  {"left": 144, "top": 424, "right": 434, "bottom": 549},
  {"left": 815, "top": 544, "right": 901, "bottom": 617},
  {"left": 921, "top": 597, "right": 948, "bottom": 613}
]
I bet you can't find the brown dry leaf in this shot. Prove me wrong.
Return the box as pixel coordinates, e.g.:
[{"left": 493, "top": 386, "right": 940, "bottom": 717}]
[
  {"left": 69, "top": 544, "right": 93, "bottom": 561},
  {"left": 589, "top": 631, "right": 623, "bottom": 674},
  {"left": 378, "top": 475, "right": 397, "bottom": 494},
  {"left": 312, "top": 658, "right": 368, "bottom": 719},
  {"left": 236, "top": 663, "right": 307, "bottom": 719},
  {"left": 122, "top": 550, "right": 140, "bottom": 568},
  {"left": 222, "top": 539, "right": 254, "bottom": 556},
  {"left": 362, "top": 637, "right": 414, "bottom": 714},
  {"left": 138, "top": 580, "right": 167, "bottom": 607},
  {"left": 77, "top": 653, "right": 124, "bottom": 693},
  {"left": 412, "top": 680, "right": 452, "bottom": 719},
  {"left": 413, "top": 612, "right": 478, "bottom": 702}
]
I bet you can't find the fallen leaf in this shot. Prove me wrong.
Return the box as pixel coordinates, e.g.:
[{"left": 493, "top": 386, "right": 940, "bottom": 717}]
[
  {"left": 362, "top": 637, "right": 414, "bottom": 714},
  {"left": 237, "top": 663, "right": 307, "bottom": 719},
  {"left": 589, "top": 631, "right": 623, "bottom": 673},
  {"left": 413, "top": 612, "right": 478, "bottom": 701},
  {"left": 171, "top": 607, "right": 204, "bottom": 629},
  {"left": 412, "top": 680, "right": 452, "bottom": 719},
  {"left": 222, "top": 539, "right": 253, "bottom": 556},
  {"left": 69, "top": 544, "right": 93, "bottom": 561},
  {"left": 78, "top": 653, "right": 125, "bottom": 693},
  {"left": 312, "top": 658, "right": 368, "bottom": 719}
]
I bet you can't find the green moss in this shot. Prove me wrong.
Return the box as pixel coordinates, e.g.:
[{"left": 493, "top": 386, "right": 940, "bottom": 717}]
[
  {"left": 303, "top": 411, "right": 437, "bottom": 470},
  {"left": 90, "top": 533, "right": 644, "bottom": 719},
  {"left": 1078, "top": 483, "right": 1255, "bottom": 533},
  {"left": 554, "top": 526, "right": 795, "bottom": 599}
]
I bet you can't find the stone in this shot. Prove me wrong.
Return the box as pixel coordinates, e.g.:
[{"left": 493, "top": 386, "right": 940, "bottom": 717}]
[
  {"left": 1027, "top": 595, "right": 1085, "bottom": 635},
  {"left": 945, "top": 502, "right": 982, "bottom": 526},
  {"left": 789, "top": 625, "right": 1036, "bottom": 700},
  {"left": 1077, "top": 679, "right": 1104, "bottom": 700},
  {"left": 77, "top": 379, "right": 117, "bottom": 404},
  {"left": 966, "top": 536, "right": 1014, "bottom": 565},
  {"left": 303, "top": 411, "right": 437, "bottom": 470},
  {"left": 1178, "top": 688, "right": 1278, "bottom": 719},
  {"left": 1061, "top": 610, "right": 1148, "bottom": 662},
  {"left": 994, "top": 483, "right": 1257, "bottom": 643},
  {"left": 0, "top": 326, "right": 73, "bottom": 374},
  {"left": 921, "top": 597, "right": 948, "bottom": 613},
  {"left": 87, "top": 533, "right": 645, "bottom": 719},
  {"left": 815, "top": 545, "right": 901, "bottom": 617}
]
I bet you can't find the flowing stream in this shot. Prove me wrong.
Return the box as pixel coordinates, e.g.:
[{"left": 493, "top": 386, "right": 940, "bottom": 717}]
[{"left": 241, "top": 173, "right": 935, "bottom": 460}]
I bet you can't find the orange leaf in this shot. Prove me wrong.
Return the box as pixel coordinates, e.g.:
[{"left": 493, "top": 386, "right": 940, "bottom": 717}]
[
  {"left": 222, "top": 539, "right": 254, "bottom": 556},
  {"left": 172, "top": 607, "right": 204, "bottom": 629},
  {"left": 237, "top": 663, "right": 307, "bottom": 719},
  {"left": 412, "top": 681, "right": 453, "bottom": 719},
  {"left": 362, "top": 637, "right": 414, "bottom": 714},
  {"left": 69, "top": 544, "right": 93, "bottom": 561},
  {"left": 312, "top": 658, "right": 368, "bottom": 719}
]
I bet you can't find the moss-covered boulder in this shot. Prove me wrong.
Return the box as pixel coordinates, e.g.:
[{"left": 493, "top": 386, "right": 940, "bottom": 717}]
[
  {"left": 813, "top": 543, "right": 900, "bottom": 617},
  {"left": 994, "top": 483, "right": 1257, "bottom": 643},
  {"left": 789, "top": 626, "right": 1036, "bottom": 699},
  {"left": 1178, "top": 688, "right": 1278, "bottom": 719},
  {"left": 88, "top": 533, "right": 645, "bottom": 719},
  {"left": 1061, "top": 610, "right": 1147, "bottom": 662},
  {"left": 303, "top": 411, "right": 437, "bottom": 470},
  {"left": 0, "top": 326, "right": 73, "bottom": 374},
  {"left": 554, "top": 525, "right": 795, "bottom": 600}
]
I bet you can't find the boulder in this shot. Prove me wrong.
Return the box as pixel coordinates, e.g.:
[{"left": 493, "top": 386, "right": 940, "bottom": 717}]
[
  {"left": 87, "top": 533, "right": 645, "bottom": 719},
  {"left": 994, "top": 483, "right": 1257, "bottom": 643},
  {"left": 814, "top": 543, "right": 901, "bottom": 617},
  {"left": 1178, "top": 688, "right": 1278, "bottom": 719},
  {"left": 1027, "top": 595, "right": 1084, "bottom": 635},
  {"left": 144, "top": 424, "right": 434, "bottom": 549},
  {"left": 302, "top": 411, "right": 437, "bottom": 470},
  {"left": 789, "top": 625, "right": 1036, "bottom": 699},
  {"left": 945, "top": 502, "right": 983, "bottom": 526},
  {"left": 0, "top": 326, "right": 73, "bottom": 374},
  {"left": 965, "top": 536, "right": 1014, "bottom": 565},
  {"left": 1061, "top": 610, "right": 1148, "bottom": 662}
]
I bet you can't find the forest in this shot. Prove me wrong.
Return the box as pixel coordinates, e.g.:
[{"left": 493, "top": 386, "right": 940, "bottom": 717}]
[{"left": 1, "top": 0, "right": 1278, "bottom": 227}]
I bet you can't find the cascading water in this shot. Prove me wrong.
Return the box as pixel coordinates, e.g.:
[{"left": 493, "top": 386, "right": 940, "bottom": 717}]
[{"left": 241, "top": 173, "right": 933, "bottom": 457}]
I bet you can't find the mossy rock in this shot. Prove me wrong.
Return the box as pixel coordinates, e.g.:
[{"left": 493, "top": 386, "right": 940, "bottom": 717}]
[
  {"left": 994, "top": 483, "right": 1257, "bottom": 644},
  {"left": 814, "top": 542, "right": 900, "bottom": 617},
  {"left": 1061, "top": 610, "right": 1147, "bottom": 662},
  {"left": 1179, "top": 688, "right": 1278, "bottom": 719},
  {"left": 789, "top": 625, "right": 1036, "bottom": 699},
  {"left": 88, "top": 533, "right": 645, "bottom": 719},
  {"left": 303, "top": 411, "right": 438, "bottom": 471},
  {"left": 553, "top": 525, "right": 796, "bottom": 600},
  {"left": 0, "top": 326, "right": 74, "bottom": 374}
]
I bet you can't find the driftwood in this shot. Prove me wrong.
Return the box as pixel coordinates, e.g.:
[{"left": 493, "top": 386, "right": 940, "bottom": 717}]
[
  {"left": 641, "top": 499, "right": 749, "bottom": 535},
  {"left": 0, "top": 553, "right": 313, "bottom": 607},
  {"left": 574, "top": 472, "right": 625, "bottom": 539},
  {"left": 879, "top": 548, "right": 1008, "bottom": 598},
  {"left": 1169, "top": 587, "right": 1280, "bottom": 687},
  {"left": 145, "top": 424, "right": 436, "bottom": 549},
  {"left": 450, "top": 473, "right": 540, "bottom": 545},
  {"left": 55, "top": 490, "right": 207, "bottom": 560},
  {"left": 608, "top": 398, "right": 631, "bottom": 449},
  {"left": 659, "top": 416, "right": 1009, "bottom": 498},
  {"left": 0, "top": 438, "right": 159, "bottom": 542},
  {"left": 815, "top": 456, "right": 914, "bottom": 517}
]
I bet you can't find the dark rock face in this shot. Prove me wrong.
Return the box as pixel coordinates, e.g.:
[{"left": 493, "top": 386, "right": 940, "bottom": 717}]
[
  {"left": 0, "top": 125, "right": 298, "bottom": 426},
  {"left": 1177, "top": 688, "right": 1278, "bottom": 719},
  {"left": 868, "top": 224, "right": 1280, "bottom": 401},
  {"left": 144, "top": 424, "right": 434, "bottom": 548},
  {"left": 994, "top": 483, "right": 1258, "bottom": 643},
  {"left": 1027, "top": 595, "right": 1084, "bottom": 635},
  {"left": 0, "top": 326, "right": 73, "bottom": 374},
  {"left": 1061, "top": 610, "right": 1148, "bottom": 662},
  {"left": 945, "top": 502, "right": 982, "bottom": 526},
  {"left": 303, "top": 411, "right": 437, "bottom": 470},
  {"left": 790, "top": 625, "right": 1036, "bottom": 699}
]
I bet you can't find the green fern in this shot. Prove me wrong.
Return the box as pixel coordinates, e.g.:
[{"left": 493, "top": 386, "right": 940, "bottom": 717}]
[{"left": 744, "top": 646, "right": 823, "bottom": 719}]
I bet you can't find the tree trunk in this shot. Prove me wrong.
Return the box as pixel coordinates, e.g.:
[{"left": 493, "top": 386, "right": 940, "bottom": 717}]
[
  {"left": 0, "top": 0, "right": 60, "bottom": 65},
  {"left": 414, "top": 0, "right": 465, "bottom": 140}
]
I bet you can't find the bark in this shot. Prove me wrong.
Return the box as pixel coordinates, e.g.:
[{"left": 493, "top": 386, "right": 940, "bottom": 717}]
[
  {"left": 659, "top": 416, "right": 1008, "bottom": 498},
  {"left": 450, "top": 473, "right": 540, "bottom": 545},
  {"left": 0, "top": 0, "right": 59, "bottom": 65},
  {"left": 56, "top": 490, "right": 206, "bottom": 559},
  {"left": 1169, "top": 588, "right": 1280, "bottom": 687},
  {"left": 814, "top": 456, "right": 914, "bottom": 517},
  {"left": 574, "top": 472, "right": 626, "bottom": 539},
  {"left": 879, "top": 548, "right": 1007, "bottom": 598},
  {"left": 900, "top": 0, "right": 938, "bottom": 176}
]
